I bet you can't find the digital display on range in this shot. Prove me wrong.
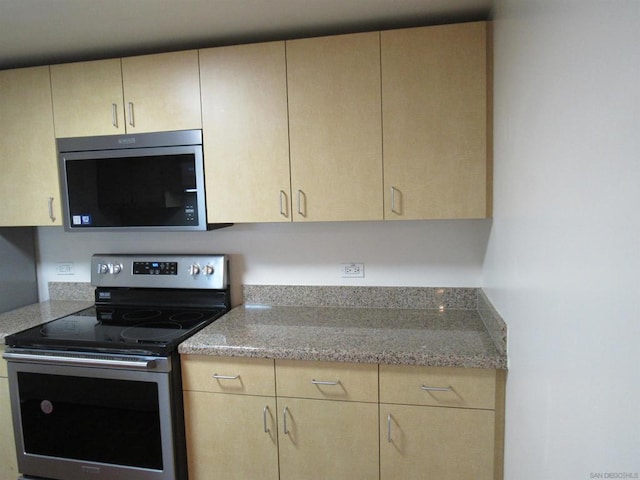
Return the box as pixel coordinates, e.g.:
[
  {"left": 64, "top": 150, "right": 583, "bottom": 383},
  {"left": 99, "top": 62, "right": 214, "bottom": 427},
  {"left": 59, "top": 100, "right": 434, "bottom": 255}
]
[{"left": 133, "top": 261, "right": 178, "bottom": 275}]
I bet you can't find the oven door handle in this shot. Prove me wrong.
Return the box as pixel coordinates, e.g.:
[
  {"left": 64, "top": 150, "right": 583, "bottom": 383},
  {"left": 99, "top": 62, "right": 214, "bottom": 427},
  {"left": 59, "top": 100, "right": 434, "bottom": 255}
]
[{"left": 2, "top": 352, "right": 156, "bottom": 370}]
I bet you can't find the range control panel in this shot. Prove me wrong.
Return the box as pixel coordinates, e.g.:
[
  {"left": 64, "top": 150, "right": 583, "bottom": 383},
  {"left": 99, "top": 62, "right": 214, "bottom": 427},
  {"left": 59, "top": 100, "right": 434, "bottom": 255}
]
[
  {"left": 133, "top": 261, "right": 178, "bottom": 276},
  {"left": 91, "top": 254, "right": 228, "bottom": 289}
]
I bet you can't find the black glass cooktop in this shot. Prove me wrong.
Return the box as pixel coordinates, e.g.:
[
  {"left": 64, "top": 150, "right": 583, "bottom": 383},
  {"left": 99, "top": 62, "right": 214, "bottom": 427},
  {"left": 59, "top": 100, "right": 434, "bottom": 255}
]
[{"left": 5, "top": 305, "right": 227, "bottom": 356}]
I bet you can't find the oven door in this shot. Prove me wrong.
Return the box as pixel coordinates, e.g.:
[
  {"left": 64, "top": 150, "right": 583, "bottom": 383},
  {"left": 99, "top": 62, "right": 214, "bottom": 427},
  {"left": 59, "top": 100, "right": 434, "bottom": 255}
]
[{"left": 4, "top": 352, "right": 184, "bottom": 480}]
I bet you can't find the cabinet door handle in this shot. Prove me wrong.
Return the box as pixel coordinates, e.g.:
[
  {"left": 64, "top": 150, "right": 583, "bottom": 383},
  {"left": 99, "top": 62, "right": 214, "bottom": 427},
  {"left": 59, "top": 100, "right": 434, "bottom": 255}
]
[
  {"left": 48, "top": 197, "right": 56, "bottom": 222},
  {"left": 263, "top": 405, "right": 270, "bottom": 433},
  {"left": 111, "top": 103, "right": 118, "bottom": 128},
  {"left": 212, "top": 373, "right": 240, "bottom": 380},
  {"left": 311, "top": 379, "right": 340, "bottom": 386},
  {"left": 387, "top": 413, "right": 392, "bottom": 443},
  {"left": 296, "top": 190, "right": 306, "bottom": 217},
  {"left": 391, "top": 186, "right": 401, "bottom": 215},
  {"left": 128, "top": 102, "right": 135, "bottom": 127},
  {"left": 420, "top": 384, "right": 452, "bottom": 392},
  {"left": 283, "top": 406, "right": 290, "bottom": 435},
  {"left": 279, "top": 190, "right": 288, "bottom": 217}
]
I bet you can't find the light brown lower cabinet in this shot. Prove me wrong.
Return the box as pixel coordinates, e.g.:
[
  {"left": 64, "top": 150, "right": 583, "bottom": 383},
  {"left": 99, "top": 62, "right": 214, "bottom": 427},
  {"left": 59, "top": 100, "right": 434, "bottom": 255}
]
[
  {"left": 182, "top": 356, "right": 504, "bottom": 480},
  {"left": 275, "top": 359, "right": 379, "bottom": 480},
  {"left": 380, "top": 364, "right": 505, "bottom": 480}
]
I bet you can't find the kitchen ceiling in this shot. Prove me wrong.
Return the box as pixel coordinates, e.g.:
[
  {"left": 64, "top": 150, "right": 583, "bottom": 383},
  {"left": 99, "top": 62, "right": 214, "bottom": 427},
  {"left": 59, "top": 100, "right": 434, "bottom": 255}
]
[{"left": 0, "top": 0, "right": 493, "bottom": 70}]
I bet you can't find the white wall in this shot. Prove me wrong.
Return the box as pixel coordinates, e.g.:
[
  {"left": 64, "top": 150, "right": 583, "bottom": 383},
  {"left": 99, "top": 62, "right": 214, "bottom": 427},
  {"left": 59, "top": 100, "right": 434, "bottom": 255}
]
[
  {"left": 37, "top": 219, "right": 491, "bottom": 305},
  {"left": 485, "top": 0, "right": 640, "bottom": 478}
]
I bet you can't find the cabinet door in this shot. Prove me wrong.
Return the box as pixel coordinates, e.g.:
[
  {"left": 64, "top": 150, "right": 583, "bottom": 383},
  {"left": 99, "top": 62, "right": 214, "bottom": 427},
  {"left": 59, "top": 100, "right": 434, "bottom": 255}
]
[
  {"left": 183, "top": 391, "right": 278, "bottom": 480},
  {"left": 382, "top": 22, "right": 491, "bottom": 220},
  {"left": 381, "top": 404, "right": 495, "bottom": 480},
  {"left": 0, "top": 66, "right": 61, "bottom": 226},
  {"left": 50, "top": 58, "right": 125, "bottom": 137},
  {"left": 287, "top": 32, "right": 383, "bottom": 221},
  {"left": 278, "top": 397, "right": 379, "bottom": 480},
  {"left": 200, "top": 42, "right": 291, "bottom": 223},
  {"left": 122, "top": 50, "right": 202, "bottom": 133}
]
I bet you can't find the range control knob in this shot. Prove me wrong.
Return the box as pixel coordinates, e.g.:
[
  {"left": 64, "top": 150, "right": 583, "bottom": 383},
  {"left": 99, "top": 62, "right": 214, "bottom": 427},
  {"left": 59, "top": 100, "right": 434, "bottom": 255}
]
[
  {"left": 98, "top": 263, "right": 109, "bottom": 275},
  {"left": 203, "top": 264, "right": 215, "bottom": 276},
  {"left": 189, "top": 264, "right": 201, "bottom": 276},
  {"left": 110, "top": 263, "right": 122, "bottom": 275}
]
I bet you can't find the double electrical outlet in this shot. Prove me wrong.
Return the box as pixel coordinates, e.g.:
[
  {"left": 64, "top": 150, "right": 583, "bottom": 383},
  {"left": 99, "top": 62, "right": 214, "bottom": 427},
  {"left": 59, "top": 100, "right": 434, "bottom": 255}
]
[{"left": 341, "top": 263, "right": 365, "bottom": 278}]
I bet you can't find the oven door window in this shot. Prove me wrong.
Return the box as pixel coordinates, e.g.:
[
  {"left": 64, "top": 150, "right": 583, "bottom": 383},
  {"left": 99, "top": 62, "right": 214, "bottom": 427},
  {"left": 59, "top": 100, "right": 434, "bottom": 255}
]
[{"left": 17, "top": 372, "right": 163, "bottom": 470}]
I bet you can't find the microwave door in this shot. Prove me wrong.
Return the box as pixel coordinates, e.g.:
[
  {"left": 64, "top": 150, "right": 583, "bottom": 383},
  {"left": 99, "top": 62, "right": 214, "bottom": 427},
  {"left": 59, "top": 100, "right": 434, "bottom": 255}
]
[{"left": 60, "top": 139, "right": 208, "bottom": 231}]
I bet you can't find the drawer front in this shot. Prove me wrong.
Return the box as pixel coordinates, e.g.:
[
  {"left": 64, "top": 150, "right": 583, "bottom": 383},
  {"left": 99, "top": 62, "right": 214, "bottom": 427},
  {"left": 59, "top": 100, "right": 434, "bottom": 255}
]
[
  {"left": 181, "top": 355, "right": 275, "bottom": 396},
  {"left": 380, "top": 365, "right": 496, "bottom": 410},
  {"left": 275, "top": 360, "right": 378, "bottom": 403}
]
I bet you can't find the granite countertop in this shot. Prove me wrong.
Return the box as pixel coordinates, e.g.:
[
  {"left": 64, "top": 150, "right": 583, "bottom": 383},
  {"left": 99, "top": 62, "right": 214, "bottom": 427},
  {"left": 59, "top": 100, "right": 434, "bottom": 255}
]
[
  {"left": 179, "top": 286, "right": 508, "bottom": 369},
  {"left": 0, "top": 300, "right": 93, "bottom": 340},
  {"left": 1, "top": 283, "right": 507, "bottom": 369}
]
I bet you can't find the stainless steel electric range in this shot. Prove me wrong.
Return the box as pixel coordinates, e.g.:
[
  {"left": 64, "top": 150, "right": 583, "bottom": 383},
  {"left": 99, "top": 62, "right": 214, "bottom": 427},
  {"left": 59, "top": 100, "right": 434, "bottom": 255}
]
[{"left": 3, "top": 254, "right": 230, "bottom": 480}]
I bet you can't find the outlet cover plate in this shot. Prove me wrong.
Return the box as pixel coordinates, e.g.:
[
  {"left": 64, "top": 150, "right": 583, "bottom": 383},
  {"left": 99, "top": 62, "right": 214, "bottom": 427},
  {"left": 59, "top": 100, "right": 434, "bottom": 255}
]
[
  {"left": 341, "top": 263, "right": 364, "bottom": 278},
  {"left": 56, "top": 262, "right": 75, "bottom": 275}
]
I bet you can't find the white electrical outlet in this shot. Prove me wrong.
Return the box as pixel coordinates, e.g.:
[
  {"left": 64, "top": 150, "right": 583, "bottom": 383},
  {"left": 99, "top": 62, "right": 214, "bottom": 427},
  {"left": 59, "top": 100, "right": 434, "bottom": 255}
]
[
  {"left": 342, "top": 263, "right": 364, "bottom": 278},
  {"left": 56, "top": 262, "right": 75, "bottom": 275}
]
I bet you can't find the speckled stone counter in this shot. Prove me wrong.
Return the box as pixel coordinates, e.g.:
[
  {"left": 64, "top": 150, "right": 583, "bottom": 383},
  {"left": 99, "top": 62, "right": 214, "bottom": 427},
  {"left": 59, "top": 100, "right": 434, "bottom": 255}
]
[
  {"left": 0, "top": 300, "right": 92, "bottom": 340},
  {"left": 0, "top": 282, "right": 93, "bottom": 340},
  {"left": 179, "top": 286, "right": 507, "bottom": 369}
]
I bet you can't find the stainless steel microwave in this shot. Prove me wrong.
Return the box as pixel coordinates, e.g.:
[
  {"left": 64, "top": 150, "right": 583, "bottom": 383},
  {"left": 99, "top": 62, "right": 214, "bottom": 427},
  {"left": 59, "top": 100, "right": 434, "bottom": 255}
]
[{"left": 57, "top": 129, "right": 216, "bottom": 232}]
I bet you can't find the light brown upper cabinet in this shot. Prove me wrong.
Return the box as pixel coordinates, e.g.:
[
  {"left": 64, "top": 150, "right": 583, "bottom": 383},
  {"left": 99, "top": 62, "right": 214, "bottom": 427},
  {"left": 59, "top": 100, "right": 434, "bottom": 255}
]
[
  {"left": 286, "top": 32, "right": 383, "bottom": 222},
  {"left": 200, "top": 42, "right": 291, "bottom": 223},
  {"left": 51, "top": 58, "right": 126, "bottom": 137},
  {"left": 50, "top": 50, "right": 201, "bottom": 137},
  {"left": 121, "top": 50, "right": 201, "bottom": 133},
  {"left": 382, "top": 22, "right": 492, "bottom": 220},
  {"left": 0, "top": 66, "right": 61, "bottom": 226}
]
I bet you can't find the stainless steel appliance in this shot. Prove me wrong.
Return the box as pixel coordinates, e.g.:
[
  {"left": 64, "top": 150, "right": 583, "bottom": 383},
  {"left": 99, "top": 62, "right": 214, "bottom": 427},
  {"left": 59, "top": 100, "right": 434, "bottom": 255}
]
[
  {"left": 57, "top": 130, "right": 229, "bottom": 232},
  {"left": 4, "top": 254, "right": 230, "bottom": 480}
]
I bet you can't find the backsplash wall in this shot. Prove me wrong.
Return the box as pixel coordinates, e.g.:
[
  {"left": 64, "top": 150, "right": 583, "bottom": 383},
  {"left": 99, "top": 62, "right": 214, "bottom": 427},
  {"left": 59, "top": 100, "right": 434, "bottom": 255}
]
[{"left": 36, "top": 219, "right": 491, "bottom": 306}]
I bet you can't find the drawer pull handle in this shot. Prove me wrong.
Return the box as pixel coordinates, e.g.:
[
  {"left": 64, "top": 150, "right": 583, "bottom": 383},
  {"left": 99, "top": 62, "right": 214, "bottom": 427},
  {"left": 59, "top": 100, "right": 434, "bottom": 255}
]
[
  {"left": 263, "top": 405, "right": 270, "bottom": 433},
  {"left": 212, "top": 373, "right": 240, "bottom": 380},
  {"left": 420, "top": 385, "right": 452, "bottom": 392},
  {"left": 283, "top": 406, "right": 290, "bottom": 435},
  {"left": 387, "top": 414, "right": 392, "bottom": 443},
  {"left": 311, "top": 379, "right": 340, "bottom": 386}
]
